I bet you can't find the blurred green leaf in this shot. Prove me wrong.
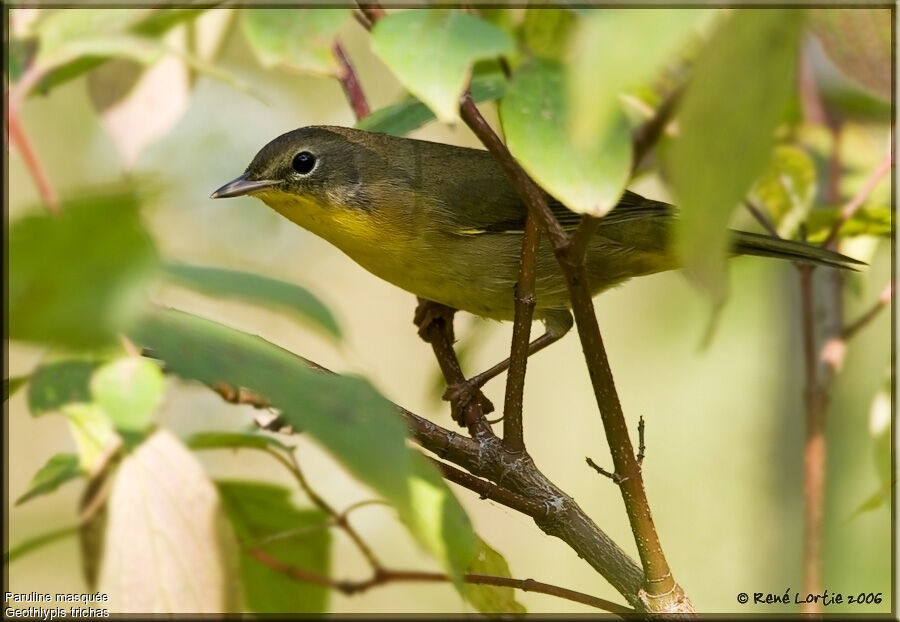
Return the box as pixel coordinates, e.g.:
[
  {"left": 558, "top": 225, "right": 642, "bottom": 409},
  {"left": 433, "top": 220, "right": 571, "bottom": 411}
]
[
  {"left": 8, "top": 188, "right": 159, "bottom": 349},
  {"left": 90, "top": 357, "right": 164, "bottom": 433},
  {"left": 521, "top": 8, "right": 575, "bottom": 59},
  {"left": 242, "top": 9, "right": 349, "bottom": 76},
  {"left": 4, "top": 376, "right": 29, "bottom": 402},
  {"left": 187, "top": 431, "right": 294, "bottom": 454},
  {"left": 5, "top": 525, "right": 80, "bottom": 565},
  {"left": 31, "top": 8, "right": 209, "bottom": 95},
  {"left": 97, "top": 429, "right": 241, "bottom": 612},
  {"left": 666, "top": 10, "right": 803, "bottom": 302},
  {"left": 27, "top": 360, "right": 98, "bottom": 416},
  {"left": 87, "top": 58, "right": 145, "bottom": 113},
  {"left": 804, "top": 206, "right": 892, "bottom": 243},
  {"left": 750, "top": 145, "right": 817, "bottom": 238},
  {"left": 7, "top": 37, "right": 36, "bottom": 82},
  {"left": 501, "top": 58, "right": 631, "bottom": 217},
  {"left": 809, "top": 9, "right": 891, "bottom": 101},
  {"left": 357, "top": 64, "right": 506, "bottom": 136},
  {"left": 568, "top": 9, "right": 703, "bottom": 148},
  {"left": 163, "top": 263, "right": 341, "bottom": 340},
  {"left": 63, "top": 403, "right": 119, "bottom": 472},
  {"left": 372, "top": 9, "right": 514, "bottom": 122},
  {"left": 217, "top": 481, "right": 330, "bottom": 613},
  {"left": 463, "top": 536, "right": 527, "bottom": 616},
  {"left": 15, "top": 453, "right": 83, "bottom": 506},
  {"left": 127, "top": 307, "right": 477, "bottom": 584}
]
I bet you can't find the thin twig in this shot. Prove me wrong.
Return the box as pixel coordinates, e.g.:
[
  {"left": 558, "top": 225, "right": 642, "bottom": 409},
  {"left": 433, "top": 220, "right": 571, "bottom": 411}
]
[
  {"left": 356, "top": 3, "right": 385, "bottom": 25},
  {"left": 843, "top": 281, "right": 894, "bottom": 340},
  {"left": 333, "top": 41, "right": 370, "bottom": 121},
  {"left": 585, "top": 457, "right": 623, "bottom": 484},
  {"left": 744, "top": 199, "right": 780, "bottom": 238},
  {"left": 7, "top": 103, "right": 59, "bottom": 212},
  {"left": 631, "top": 86, "right": 682, "bottom": 175},
  {"left": 636, "top": 417, "right": 646, "bottom": 465},
  {"left": 501, "top": 210, "right": 540, "bottom": 452},
  {"left": 266, "top": 450, "right": 383, "bottom": 572},
  {"left": 821, "top": 148, "right": 892, "bottom": 249},
  {"left": 246, "top": 548, "right": 634, "bottom": 615}
]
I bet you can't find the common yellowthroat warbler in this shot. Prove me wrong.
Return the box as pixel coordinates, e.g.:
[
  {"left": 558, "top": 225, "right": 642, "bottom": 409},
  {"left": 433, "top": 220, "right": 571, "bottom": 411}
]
[{"left": 212, "top": 125, "right": 859, "bottom": 341}]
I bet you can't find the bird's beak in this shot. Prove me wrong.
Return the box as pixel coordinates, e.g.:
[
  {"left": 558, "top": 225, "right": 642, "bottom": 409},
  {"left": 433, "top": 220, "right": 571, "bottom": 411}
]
[{"left": 210, "top": 174, "right": 280, "bottom": 199}]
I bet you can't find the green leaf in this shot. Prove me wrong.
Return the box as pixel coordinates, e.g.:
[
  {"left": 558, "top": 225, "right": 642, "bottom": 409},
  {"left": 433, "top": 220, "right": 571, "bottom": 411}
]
[
  {"left": 808, "top": 9, "right": 891, "bottom": 101},
  {"left": 16, "top": 453, "right": 83, "bottom": 506},
  {"left": 97, "top": 429, "right": 241, "bottom": 613},
  {"left": 750, "top": 145, "right": 817, "bottom": 238},
  {"left": 568, "top": 9, "right": 704, "bottom": 148},
  {"left": 4, "top": 376, "right": 29, "bottom": 402},
  {"left": 357, "top": 65, "right": 506, "bottom": 136},
  {"left": 127, "top": 307, "right": 476, "bottom": 584},
  {"left": 521, "top": 8, "right": 575, "bottom": 59},
  {"left": 8, "top": 188, "right": 159, "bottom": 349},
  {"left": 242, "top": 9, "right": 350, "bottom": 76},
  {"left": 186, "top": 431, "right": 294, "bottom": 454},
  {"left": 27, "top": 360, "right": 98, "bottom": 415},
  {"left": 5, "top": 525, "right": 80, "bottom": 565},
  {"left": 33, "top": 8, "right": 210, "bottom": 95},
  {"left": 63, "top": 403, "right": 119, "bottom": 472},
  {"left": 501, "top": 58, "right": 632, "bottom": 217},
  {"left": 666, "top": 10, "right": 803, "bottom": 302},
  {"left": 163, "top": 263, "right": 341, "bottom": 340},
  {"left": 217, "top": 481, "right": 330, "bottom": 613},
  {"left": 372, "top": 9, "right": 514, "bottom": 122},
  {"left": 804, "top": 206, "right": 892, "bottom": 243},
  {"left": 90, "top": 357, "right": 164, "bottom": 433},
  {"left": 462, "top": 536, "right": 526, "bottom": 615}
]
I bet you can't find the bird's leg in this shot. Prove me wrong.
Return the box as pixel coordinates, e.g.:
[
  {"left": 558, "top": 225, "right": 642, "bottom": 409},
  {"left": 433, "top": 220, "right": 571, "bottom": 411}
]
[
  {"left": 443, "top": 309, "right": 574, "bottom": 415},
  {"left": 413, "top": 298, "right": 495, "bottom": 431}
]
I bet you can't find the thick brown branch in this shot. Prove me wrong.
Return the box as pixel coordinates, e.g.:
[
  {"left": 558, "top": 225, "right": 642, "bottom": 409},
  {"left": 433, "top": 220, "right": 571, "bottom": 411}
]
[
  {"left": 429, "top": 457, "right": 548, "bottom": 518},
  {"left": 247, "top": 548, "right": 634, "bottom": 615},
  {"left": 458, "top": 92, "right": 686, "bottom": 611},
  {"left": 333, "top": 41, "right": 370, "bottom": 121}
]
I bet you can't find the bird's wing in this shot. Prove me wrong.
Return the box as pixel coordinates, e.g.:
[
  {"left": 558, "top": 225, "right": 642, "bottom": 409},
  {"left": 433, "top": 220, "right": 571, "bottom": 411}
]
[{"left": 453, "top": 189, "right": 673, "bottom": 235}]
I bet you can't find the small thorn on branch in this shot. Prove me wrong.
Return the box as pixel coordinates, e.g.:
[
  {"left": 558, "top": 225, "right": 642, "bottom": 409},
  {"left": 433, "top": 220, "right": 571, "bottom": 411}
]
[
  {"left": 636, "top": 416, "right": 646, "bottom": 465},
  {"left": 586, "top": 457, "right": 625, "bottom": 484}
]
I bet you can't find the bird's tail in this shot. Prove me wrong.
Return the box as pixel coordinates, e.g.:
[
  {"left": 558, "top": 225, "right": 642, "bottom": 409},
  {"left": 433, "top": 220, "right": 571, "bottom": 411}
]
[{"left": 733, "top": 231, "right": 864, "bottom": 270}]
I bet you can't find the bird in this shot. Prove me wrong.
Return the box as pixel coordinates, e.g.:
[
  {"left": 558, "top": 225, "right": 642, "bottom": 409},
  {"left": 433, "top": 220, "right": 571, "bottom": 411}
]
[{"left": 212, "top": 125, "right": 860, "bottom": 398}]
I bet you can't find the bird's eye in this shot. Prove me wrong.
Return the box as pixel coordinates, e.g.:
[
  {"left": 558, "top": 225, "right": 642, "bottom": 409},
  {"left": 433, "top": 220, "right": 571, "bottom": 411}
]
[{"left": 292, "top": 151, "right": 316, "bottom": 175}]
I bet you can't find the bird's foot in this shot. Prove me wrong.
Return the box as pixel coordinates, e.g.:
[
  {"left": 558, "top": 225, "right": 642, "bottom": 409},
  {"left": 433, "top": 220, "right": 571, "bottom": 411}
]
[
  {"left": 443, "top": 381, "right": 494, "bottom": 426},
  {"left": 413, "top": 298, "right": 457, "bottom": 341}
]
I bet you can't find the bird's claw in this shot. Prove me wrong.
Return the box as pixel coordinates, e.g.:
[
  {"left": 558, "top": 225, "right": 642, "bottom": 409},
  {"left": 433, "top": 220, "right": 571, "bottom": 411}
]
[{"left": 443, "top": 381, "right": 494, "bottom": 426}]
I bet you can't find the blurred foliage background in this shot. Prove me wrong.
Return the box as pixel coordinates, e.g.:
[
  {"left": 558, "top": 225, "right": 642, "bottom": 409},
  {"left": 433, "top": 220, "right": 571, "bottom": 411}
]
[{"left": 5, "top": 6, "right": 892, "bottom": 615}]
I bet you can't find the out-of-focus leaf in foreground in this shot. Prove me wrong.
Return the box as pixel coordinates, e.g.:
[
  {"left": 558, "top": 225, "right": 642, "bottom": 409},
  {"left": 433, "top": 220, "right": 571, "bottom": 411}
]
[
  {"left": 357, "top": 63, "right": 507, "bottom": 136},
  {"left": 808, "top": 9, "right": 891, "bottom": 101},
  {"left": 217, "top": 481, "right": 330, "bottom": 613},
  {"left": 568, "top": 9, "right": 704, "bottom": 149},
  {"left": 502, "top": 58, "right": 631, "bottom": 217},
  {"left": 4, "top": 376, "right": 29, "bottom": 402},
  {"left": 750, "top": 145, "right": 817, "bottom": 239},
  {"left": 8, "top": 188, "right": 158, "bottom": 349},
  {"left": 98, "top": 429, "right": 241, "bottom": 613},
  {"left": 15, "top": 453, "right": 83, "bottom": 506},
  {"left": 372, "top": 9, "right": 514, "bottom": 122},
  {"left": 127, "top": 308, "right": 477, "bottom": 584},
  {"left": 27, "top": 360, "right": 99, "bottom": 416},
  {"left": 242, "top": 9, "right": 350, "bottom": 77},
  {"left": 163, "top": 263, "right": 341, "bottom": 340},
  {"left": 463, "top": 536, "right": 527, "bottom": 616},
  {"left": 90, "top": 357, "right": 164, "bottom": 434},
  {"left": 666, "top": 10, "right": 803, "bottom": 303}
]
